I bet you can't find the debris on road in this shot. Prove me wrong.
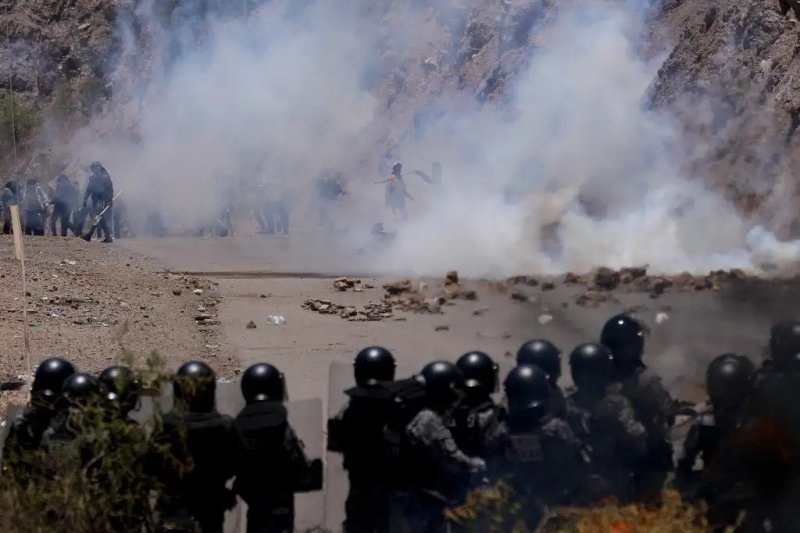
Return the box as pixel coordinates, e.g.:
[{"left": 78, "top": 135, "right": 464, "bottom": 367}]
[
  {"left": 510, "top": 291, "right": 530, "bottom": 302},
  {"left": 445, "top": 270, "right": 459, "bottom": 286},
  {"left": 193, "top": 289, "right": 203, "bottom": 295},
  {"left": 507, "top": 275, "right": 539, "bottom": 286},
  {"left": 172, "top": 289, "right": 182, "bottom": 296},
  {"left": 333, "top": 278, "right": 368, "bottom": 292},
  {"left": 246, "top": 320, "right": 257, "bottom": 329},
  {"left": 538, "top": 313, "right": 553, "bottom": 325},
  {"left": 656, "top": 312, "right": 669, "bottom": 325},
  {"left": 435, "top": 325, "right": 450, "bottom": 332}
]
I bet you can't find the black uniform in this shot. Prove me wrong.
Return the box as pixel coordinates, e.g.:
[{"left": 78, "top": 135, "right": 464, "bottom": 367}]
[
  {"left": 50, "top": 175, "right": 78, "bottom": 236},
  {"left": 152, "top": 362, "right": 236, "bottom": 533},
  {"left": 602, "top": 314, "right": 675, "bottom": 502},
  {"left": 1, "top": 179, "right": 19, "bottom": 234},
  {"left": 494, "top": 365, "right": 584, "bottom": 527},
  {"left": 234, "top": 401, "right": 319, "bottom": 533},
  {"left": 154, "top": 410, "right": 236, "bottom": 532},
  {"left": 21, "top": 180, "right": 49, "bottom": 236},
  {"left": 83, "top": 162, "right": 114, "bottom": 242}
]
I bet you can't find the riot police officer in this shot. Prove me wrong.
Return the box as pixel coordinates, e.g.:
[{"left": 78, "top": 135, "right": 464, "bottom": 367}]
[
  {"left": 516, "top": 339, "right": 566, "bottom": 416},
  {"left": 566, "top": 343, "right": 647, "bottom": 503},
  {"left": 98, "top": 365, "right": 142, "bottom": 422},
  {"left": 495, "top": 364, "right": 584, "bottom": 527},
  {"left": 601, "top": 313, "right": 675, "bottom": 502},
  {"left": 328, "top": 346, "right": 397, "bottom": 533},
  {"left": 394, "top": 361, "right": 484, "bottom": 532},
  {"left": 677, "top": 353, "right": 754, "bottom": 525},
  {"left": 152, "top": 361, "right": 235, "bottom": 533},
  {"left": 234, "top": 363, "right": 322, "bottom": 533},
  {"left": 41, "top": 373, "right": 103, "bottom": 457},
  {"left": 3, "top": 356, "right": 76, "bottom": 467},
  {"left": 453, "top": 351, "right": 505, "bottom": 459}
]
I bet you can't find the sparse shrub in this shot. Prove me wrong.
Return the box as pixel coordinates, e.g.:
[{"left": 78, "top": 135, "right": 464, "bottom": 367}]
[{"left": 0, "top": 90, "right": 39, "bottom": 147}]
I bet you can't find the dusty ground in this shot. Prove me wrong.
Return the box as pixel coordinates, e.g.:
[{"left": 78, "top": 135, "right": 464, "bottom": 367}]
[{"left": 0, "top": 234, "right": 235, "bottom": 418}]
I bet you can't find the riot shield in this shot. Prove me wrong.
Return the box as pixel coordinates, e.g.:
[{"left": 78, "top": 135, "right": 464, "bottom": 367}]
[{"left": 132, "top": 381, "right": 324, "bottom": 533}]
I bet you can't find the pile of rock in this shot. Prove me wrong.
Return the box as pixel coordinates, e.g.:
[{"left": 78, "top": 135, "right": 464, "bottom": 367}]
[
  {"left": 302, "top": 299, "right": 394, "bottom": 321},
  {"left": 333, "top": 278, "right": 374, "bottom": 292}
]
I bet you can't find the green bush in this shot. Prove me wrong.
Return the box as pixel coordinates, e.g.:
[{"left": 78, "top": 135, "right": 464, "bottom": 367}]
[
  {"left": 0, "top": 354, "right": 191, "bottom": 532},
  {"left": 0, "top": 91, "right": 39, "bottom": 147}
]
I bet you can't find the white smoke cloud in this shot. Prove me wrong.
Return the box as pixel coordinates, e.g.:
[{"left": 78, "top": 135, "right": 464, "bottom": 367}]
[{"left": 68, "top": 0, "right": 800, "bottom": 277}]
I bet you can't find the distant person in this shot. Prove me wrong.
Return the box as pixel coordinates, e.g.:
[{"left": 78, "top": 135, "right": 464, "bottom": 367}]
[
  {"left": 317, "top": 173, "right": 346, "bottom": 228},
  {"left": 82, "top": 161, "right": 114, "bottom": 243},
  {"left": 1, "top": 178, "right": 19, "bottom": 234},
  {"left": 21, "top": 179, "right": 49, "bottom": 236},
  {"left": 50, "top": 174, "right": 78, "bottom": 237},
  {"left": 383, "top": 163, "right": 412, "bottom": 221}
]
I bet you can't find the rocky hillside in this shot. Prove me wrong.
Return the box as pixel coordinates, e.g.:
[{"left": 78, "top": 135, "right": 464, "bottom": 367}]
[{"left": 1, "top": 0, "right": 799, "bottom": 231}]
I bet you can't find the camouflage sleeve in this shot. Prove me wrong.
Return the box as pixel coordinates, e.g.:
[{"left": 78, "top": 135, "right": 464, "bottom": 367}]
[
  {"left": 541, "top": 418, "right": 586, "bottom": 500},
  {"left": 641, "top": 369, "right": 677, "bottom": 428},
  {"left": 597, "top": 394, "right": 648, "bottom": 459},
  {"left": 677, "top": 419, "right": 702, "bottom": 478},
  {"left": 407, "top": 409, "right": 484, "bottom": 477}
]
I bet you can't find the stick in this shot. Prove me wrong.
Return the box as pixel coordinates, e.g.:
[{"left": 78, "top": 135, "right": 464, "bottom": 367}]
[
  {"left": 9, "top": 206, "right": 31, "bottom": 385},
  {"left": 81, "top": 190, "right": 122, "bottom": 240}
]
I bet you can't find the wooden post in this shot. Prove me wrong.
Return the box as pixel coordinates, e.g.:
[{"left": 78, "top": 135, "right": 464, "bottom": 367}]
[{"left": 9, "top": 205, "right": 31, "bottom": 383}]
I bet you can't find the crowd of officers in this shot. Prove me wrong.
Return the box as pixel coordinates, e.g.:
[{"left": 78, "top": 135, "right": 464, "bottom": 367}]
[
  {"left": 2, "top": 358, "right": 321, "bottom": 533},
  {"left": 1, "top": 161, "right": 116, "bottom": 241},
  {"left": 330, "top": 315, "right": 800, "bottom": 533},
  {"left": 4, "top": 312, "right": 800, "bottom": 532}
]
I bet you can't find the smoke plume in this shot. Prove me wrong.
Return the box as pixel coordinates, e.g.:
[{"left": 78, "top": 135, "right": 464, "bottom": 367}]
[{"left": 68, "top": 0, "right": 800, "bottom": 277}]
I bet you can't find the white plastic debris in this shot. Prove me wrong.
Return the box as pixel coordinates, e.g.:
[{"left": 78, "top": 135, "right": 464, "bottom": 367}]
[
  {"left": 193, "top": 289, "right": 203, "bottom": 295},
  {"left": 65, "top": 260, "right": 76, "bottom": 266},
  {"left": 266, "top": 315, "right": 286, "bottom": 326},
  {"left": 656, "top": 312, "right": 669, "bottom": 325},
  {"left": 538, "top": 313, "right": 553, "bottom": 325}
]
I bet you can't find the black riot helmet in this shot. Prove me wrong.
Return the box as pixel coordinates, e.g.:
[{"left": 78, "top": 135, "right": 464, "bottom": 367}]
[
  {"left": 569, "top": 343, "right": 614, "bottom": 396},
  {"left": 769, "top": 321, "right": 800, "bottom": 366},
  {"left": 241, "top": 363, "right": 286, "bottom": 403},
  {"left": 516, "top": 339, "right": 562, "bottom": 384},
  {"left": 420, "top": 361, "right": 463, "bottom": 409},
  {"left": 601, "top": 314, "right": 646, "bottom": 369},
  {"left": 503, "top": 364, "right": 551, "bottom": 423},
  {"left": 99, "top": 365, "right": 141, "bottom": 415},
  {"left": 392, "top": 162, "right": 402, "bottom": 175},
  {"left": 706, "top": 354, "right": 755, "bottom": 408},
  {"left": 174, "top": 361, "right": 216, "bottom": 412},
  {"left": 354, "top": 346, "right": 396, "bottom": 387},
  {"left": 456, "top": 351, "right": 498, "bottom": 396},
  {"left": 31, "top": 357, "right": 76, "bottom": 408},
  {"left": 61, "top": 373, "right": 102, "bottom": 408}
]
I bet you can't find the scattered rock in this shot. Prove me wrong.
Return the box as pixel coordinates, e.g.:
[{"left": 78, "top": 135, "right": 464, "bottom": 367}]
[
  {"left": 384, "top": 279, "right": 415, "bottom": 295},
  {"left": 508, "top": 275, "right": 539, "bottom": 286},
  {"left": 655, "top": 312, "right": 669, "bottom": 325},
  {"left": 671, "top": 272, "right": 695, "bottom": 288},
  {"left": 172, "top": 289, "right": 182, "bottom": 296},
  {"left": 246, "top": 320, "right": 256, "bottom": 329},
  {"left": 259, "top": 294, "right": 267, "bottom": 298},
  {"left": 575, "top": 291, "right": 607, "bottom": 308},
  {"left": 473, "top": 307, "right": 490, "bottom": 316},
  {"left": 651, "top": 278, "right": 673, "bottom": 296},
  {"left": 563, "top": 272, "right": 585, "bottom": 284},
  {"left": 510, "top": 291, "right": 529, "bottom": 302},
  {"left": 445, "top": 270, "right": 459, "bottom": 286},
  {"left": 538, "top": 314, "right": 553, "bottom": 325},
  {"left": 435, "top": 325, "right": 450, "bottom": 332},
  {"left": 334, "top": 278, "right": 362, "bottom": 292},
  {"left": 593, "top": 267, "right": 621, "bottom": 291},
  {"left": 541, "top": 281, "right": 556, "bottom": 291}
]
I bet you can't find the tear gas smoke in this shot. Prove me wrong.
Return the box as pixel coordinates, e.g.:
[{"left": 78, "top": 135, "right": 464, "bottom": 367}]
[{"left": 69, "top": 0, "right": 800, "bottom": 277}]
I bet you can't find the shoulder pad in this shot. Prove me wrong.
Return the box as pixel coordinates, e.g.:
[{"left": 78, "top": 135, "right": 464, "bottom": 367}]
[{"left": 344, "top": 384, "right": 394, "bottom": 400}]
